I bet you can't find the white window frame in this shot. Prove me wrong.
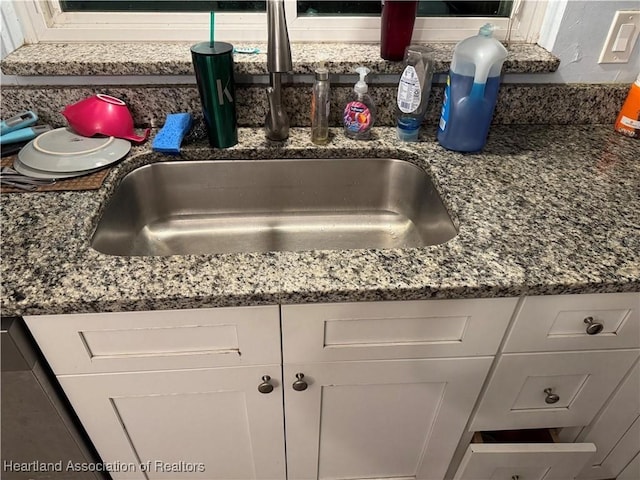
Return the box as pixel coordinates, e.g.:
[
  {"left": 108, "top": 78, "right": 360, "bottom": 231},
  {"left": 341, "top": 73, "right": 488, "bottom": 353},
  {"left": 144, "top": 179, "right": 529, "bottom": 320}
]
[{"left": 13, "top": 0, "right": 547, "bottom": 44}]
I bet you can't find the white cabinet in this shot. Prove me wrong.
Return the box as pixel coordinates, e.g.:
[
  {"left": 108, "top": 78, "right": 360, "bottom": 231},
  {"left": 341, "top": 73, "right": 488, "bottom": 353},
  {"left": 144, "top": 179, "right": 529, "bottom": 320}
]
[
  {"left": 618, "top": 452, "right": 640, "bottom": 480},
  {"left": 471, "top": 349, "right": 640, "bottom": 431},
  {"left": 58, "top": 366, "right": 286, "bottom": 480},
  {"left": 503, "top": 292, "right": 639, "bottom": 353},
  {"left": 575, "top": 360, "right": 640, "bottom": 480},
  {"left": 27, "top": 297, "right": 515, "bottom": 480},
  {"left": 454, "top": 292, "right": 640, "bottom": 480},
  {"left": 282, "top": 298, "right": 517, "bottom": 362},
  {"left": 25, "top": 306, "right": 285, "bottom": 480},
  {"left": 283, "top": 358, "right": 493, "bottom": 480},
  {"left": 453, "top": 430, "right": 596, "bottom": 480},
  {"left": 281, "top": 298, "right": 516, "bottom": 480},
  {"left": 25, "top": 306, "right": 281, "bottom": 374},
  {"left": 25, "top": 292, "right": 639, "bottom": 480}
]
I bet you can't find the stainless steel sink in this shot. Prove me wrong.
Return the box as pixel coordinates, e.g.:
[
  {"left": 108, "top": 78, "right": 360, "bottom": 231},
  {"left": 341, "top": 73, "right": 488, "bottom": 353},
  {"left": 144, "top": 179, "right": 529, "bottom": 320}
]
[{"left": 91, "top": 158, "right": 457, "bottom": 256}]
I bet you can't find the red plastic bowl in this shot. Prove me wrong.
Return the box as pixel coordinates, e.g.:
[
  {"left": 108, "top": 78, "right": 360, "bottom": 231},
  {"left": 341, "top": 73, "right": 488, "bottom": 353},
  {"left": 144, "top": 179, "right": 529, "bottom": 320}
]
[{"left": 62, "top": 94, "right": 150, "bottom": 143}]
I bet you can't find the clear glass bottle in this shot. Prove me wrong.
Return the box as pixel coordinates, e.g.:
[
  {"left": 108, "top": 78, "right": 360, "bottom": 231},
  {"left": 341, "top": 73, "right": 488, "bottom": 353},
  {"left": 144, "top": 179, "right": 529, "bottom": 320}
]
[{"left": 311, "top": 63, "right": 330, "bottom": 145}]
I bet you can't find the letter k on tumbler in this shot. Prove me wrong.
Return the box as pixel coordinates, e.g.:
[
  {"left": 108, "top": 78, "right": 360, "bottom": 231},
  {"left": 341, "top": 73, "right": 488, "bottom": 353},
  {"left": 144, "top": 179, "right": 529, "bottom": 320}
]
[{"left": 191, "top": 41, "right": 238, "bottom": 148}]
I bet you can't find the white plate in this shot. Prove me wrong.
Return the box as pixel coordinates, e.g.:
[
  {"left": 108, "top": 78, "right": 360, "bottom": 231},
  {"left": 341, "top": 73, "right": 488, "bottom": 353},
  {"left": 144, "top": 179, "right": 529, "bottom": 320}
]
[
  {"left": 13, "top": 155, "right": 104, "bottom": 180},
  {"left": 19, "top": 127, "right": 131, "bottom": 173}
]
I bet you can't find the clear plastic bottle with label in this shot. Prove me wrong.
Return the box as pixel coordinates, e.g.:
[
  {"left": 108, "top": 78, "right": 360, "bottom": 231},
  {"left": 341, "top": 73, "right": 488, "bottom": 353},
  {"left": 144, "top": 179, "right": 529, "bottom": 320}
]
[
  {"left": 437, "top": 23, "right": 507, "bottom": 152},
  {"left": 395, "top": 45, "right": 434, "bottom": 142},
  {"left": 343, "top": 67, "right": 376, "bottom": 140}
]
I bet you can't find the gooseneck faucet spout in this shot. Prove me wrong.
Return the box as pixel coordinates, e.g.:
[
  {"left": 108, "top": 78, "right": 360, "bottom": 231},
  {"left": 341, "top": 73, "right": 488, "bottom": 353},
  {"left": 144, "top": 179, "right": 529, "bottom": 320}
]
[{"left": 265, "top": 0, "right": 292, "bottom": 141}]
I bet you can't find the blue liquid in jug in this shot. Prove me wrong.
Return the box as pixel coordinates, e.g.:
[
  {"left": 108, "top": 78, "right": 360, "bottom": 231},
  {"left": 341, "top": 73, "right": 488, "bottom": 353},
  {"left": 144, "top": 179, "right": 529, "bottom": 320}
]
[{"left": 437, "top": 72, "right": 501, "bottom": 152}]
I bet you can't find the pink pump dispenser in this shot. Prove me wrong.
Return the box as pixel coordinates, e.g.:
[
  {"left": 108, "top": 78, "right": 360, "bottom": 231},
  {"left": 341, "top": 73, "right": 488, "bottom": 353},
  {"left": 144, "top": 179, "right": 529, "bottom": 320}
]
[{"left": 62, "top": 94, "right": 150, "bottom": 143}]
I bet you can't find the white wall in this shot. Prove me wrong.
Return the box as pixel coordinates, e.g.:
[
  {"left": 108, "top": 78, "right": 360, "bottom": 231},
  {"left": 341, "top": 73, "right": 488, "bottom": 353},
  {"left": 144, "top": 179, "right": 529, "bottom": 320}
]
[{"left": 534, "top": 0, "right": 639, "bottom": 83}]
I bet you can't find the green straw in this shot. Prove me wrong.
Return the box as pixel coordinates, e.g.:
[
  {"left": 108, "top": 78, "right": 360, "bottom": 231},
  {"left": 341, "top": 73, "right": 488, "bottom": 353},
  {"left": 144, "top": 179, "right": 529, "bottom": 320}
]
[{"left": 210, "top": 11, "right": 215, "bottom": 47}]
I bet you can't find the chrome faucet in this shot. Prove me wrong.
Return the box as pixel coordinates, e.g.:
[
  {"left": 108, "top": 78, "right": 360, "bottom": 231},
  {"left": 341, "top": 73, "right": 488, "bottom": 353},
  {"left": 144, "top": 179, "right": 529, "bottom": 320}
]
[{"left": 265, "top": 0, "right": 292, "bottom": 141}]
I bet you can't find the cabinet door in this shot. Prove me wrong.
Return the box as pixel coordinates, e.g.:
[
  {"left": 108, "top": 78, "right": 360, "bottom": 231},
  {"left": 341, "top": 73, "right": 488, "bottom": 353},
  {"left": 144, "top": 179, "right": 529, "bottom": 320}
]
[
  {"left": 283, "top": 357, "right": 493, "bottom": 480},
  {"left": 58, "top": 366, "right": 286, "bottom": 480},
  {"left": 618, "top": 452, "right": 640, "bottom": 480},
  {"left": 577, "top": 360, "right": 640, "bottom": 480}
]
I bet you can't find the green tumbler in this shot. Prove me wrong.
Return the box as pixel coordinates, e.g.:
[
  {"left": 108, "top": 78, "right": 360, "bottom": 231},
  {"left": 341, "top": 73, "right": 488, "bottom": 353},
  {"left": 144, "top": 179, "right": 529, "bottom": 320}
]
[{"left": 191, "top": 41, "right": 238, "bottom": 148}]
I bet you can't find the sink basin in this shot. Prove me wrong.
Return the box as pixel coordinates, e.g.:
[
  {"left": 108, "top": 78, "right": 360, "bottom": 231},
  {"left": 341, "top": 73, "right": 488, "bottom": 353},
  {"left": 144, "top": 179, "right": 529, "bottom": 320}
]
[{"left": 91, "top": 158, "right": 457, "bottom": 256}]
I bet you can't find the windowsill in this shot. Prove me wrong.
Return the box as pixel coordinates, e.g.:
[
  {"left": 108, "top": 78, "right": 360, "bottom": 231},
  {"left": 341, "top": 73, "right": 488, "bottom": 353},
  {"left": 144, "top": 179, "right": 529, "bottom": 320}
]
[{"left": 1, "top": 42, "right": 559, "bottom": 77}]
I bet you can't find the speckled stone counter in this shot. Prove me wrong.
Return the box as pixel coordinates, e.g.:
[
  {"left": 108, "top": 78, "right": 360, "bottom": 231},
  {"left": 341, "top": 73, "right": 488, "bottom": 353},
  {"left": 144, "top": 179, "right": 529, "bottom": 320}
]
[
  {"left": 1, "top": 125, "right": 639, "bottom": 316},
  {"left": 0, "top": 40, "right": 574, "bottom": 130},
  {"left": 1, "top": 42, "right": 558, "bottom": 76},
  {"left": 0, "top": 83, "right": 629, "bottom": 131}
]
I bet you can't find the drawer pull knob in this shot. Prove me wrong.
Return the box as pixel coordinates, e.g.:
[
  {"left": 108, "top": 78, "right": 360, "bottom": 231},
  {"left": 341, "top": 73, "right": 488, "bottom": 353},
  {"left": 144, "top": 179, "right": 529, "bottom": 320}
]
[
  {"left": 544, "top": 387, "right": 560, "bottom": 404},
  {"left": 512, "top": 476, "right": 520, "bottom": 480},
  {"left": 292, "top": 373, "right": 308, "bottom": 391},
  {"left": 258, "top": 375, "right": 274, "bottom": 394},
  {"left": 584, "top": 316, "right": 604, "bottom": 335}
]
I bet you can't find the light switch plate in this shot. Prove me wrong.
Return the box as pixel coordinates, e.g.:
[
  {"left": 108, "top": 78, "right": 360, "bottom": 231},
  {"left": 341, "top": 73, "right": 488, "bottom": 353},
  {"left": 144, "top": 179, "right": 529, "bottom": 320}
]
[{"left": 598, "top": 10, "right": 640, "bottom": 64}]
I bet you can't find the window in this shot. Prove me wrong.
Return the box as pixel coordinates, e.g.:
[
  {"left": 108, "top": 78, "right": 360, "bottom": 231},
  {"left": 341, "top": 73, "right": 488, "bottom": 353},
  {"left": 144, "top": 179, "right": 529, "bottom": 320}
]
[
  {"left": 14, "top": 0, "right": 546, "bottom": 44},
  {"left": 58, "top": 1, "right": 511, "bottom": 16},
  {"left": 60, "top": 1, "right": 267, "bottom": 12}
]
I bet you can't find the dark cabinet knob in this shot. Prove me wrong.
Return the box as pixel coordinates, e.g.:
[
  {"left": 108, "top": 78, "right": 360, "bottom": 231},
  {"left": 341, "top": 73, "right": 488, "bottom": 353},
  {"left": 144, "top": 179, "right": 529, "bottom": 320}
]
[
  {"left": 544, "top": 387, "right": 560, "bottom": 404},
  {"left": 258, "top": 375, "right": 274, "bottom": 394},
  {"left": 292, "top": 373, "right": 308, "bottom": 391},
  {"left": 584, "top": 316, "right": 604, "bottom": 335}
]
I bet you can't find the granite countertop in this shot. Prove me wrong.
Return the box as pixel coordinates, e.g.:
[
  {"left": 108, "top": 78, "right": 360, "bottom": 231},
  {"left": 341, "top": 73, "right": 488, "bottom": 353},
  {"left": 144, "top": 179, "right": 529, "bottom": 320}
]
[
  {"left": 1, "top": 125, "right": 639, "bottom": 317},
  {"left": 1, "top": 42, "right": 558, "bottom": 76}
]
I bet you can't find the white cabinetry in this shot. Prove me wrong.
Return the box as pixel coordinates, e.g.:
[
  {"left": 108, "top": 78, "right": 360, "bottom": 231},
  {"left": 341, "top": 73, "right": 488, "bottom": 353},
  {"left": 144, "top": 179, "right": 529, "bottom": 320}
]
[
  {"left": 25, "top": 297, "right": 516, "bottom": 480},
  {"left": 454, "top": 430, "right": 596, "bottom": 480},
  {"left": 283, "top": 358, "right": 492, "bottom": 480},
  {"left": 454, "top": 292, "right": 640, "bottom": 480},
  {"left": 25, "top": 292, "right": 638, "bottom": 480},
  {"left": 470, "top": 349, "right": 639, "bottom": 431},
  {"left": 575, "top": 360, "right": 640, "bottom": 480},
  {"left": 25, "top": 306, "right": 285, "bottom": 480},
  {"left": 25, "top": 307, "right": 282, "bottom": 373},
  {"left": 59, "top": 366, "right": 286, "bottom": 480},
  {"left": 502, "top": 292, "right": 639, "bottom": 353},
  {"left": 281, "top": 298, "right": 517, "bottom": 480}
]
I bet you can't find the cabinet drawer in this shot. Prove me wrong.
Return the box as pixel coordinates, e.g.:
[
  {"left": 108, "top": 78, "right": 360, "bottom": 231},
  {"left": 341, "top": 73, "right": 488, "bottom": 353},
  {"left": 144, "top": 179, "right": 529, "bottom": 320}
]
[
  {"left": 504, "top": 292, "right": 640, "bottom": 353},
  {"left": 453, "top": 429, "right": 596, "bottom": 480},
  {"left": 281, "top": 298, "right": 517, "bottom": 363},
  {"left": 470, "top": 349, "right": 640, "bottom": 432},
  {"left": 24, "top": 306, "right": 281, "bottom": 374}
]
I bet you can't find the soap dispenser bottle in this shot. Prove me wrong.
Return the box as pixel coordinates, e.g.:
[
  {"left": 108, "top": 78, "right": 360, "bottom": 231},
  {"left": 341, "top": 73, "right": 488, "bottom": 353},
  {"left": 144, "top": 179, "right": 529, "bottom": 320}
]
[
  {"left": 311, "top": 62, "right": 330, "bottom": 145},
  {"left": 343, "top": 67, "right": 376, "bottom": 140}
]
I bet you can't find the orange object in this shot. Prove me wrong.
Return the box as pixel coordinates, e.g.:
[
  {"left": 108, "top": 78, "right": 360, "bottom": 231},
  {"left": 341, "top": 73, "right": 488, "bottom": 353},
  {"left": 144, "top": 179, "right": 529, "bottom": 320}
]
[{"left": 614, "top": 73, "right": 640, "bottom": 138}]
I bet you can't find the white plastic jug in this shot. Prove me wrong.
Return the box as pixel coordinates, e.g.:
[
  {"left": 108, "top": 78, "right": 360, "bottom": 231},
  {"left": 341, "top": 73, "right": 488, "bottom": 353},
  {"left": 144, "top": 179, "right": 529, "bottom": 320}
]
[{"left": 438, "top": 24, "right": 508, "bottom": 152}]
